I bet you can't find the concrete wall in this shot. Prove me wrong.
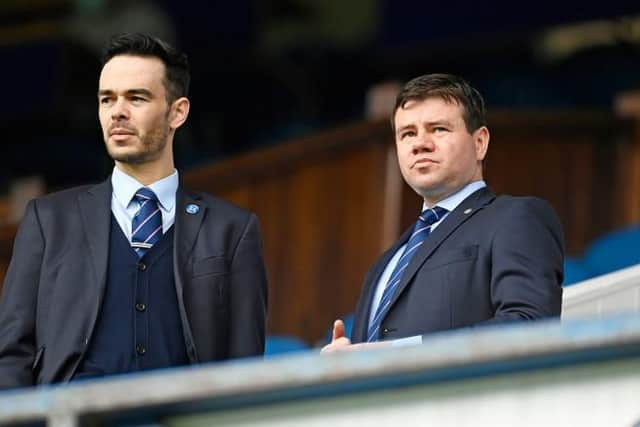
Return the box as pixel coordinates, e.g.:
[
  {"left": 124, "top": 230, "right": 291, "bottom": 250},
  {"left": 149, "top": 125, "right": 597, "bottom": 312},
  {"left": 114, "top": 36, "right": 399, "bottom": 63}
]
[{"left": 563, "top": 264, "right": 640, "bottom": 319}]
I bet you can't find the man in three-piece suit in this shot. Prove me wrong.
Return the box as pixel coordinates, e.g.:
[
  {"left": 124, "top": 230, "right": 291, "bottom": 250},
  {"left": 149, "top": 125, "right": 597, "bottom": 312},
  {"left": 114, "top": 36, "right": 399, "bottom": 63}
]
[
  {"left": 0, "top": 33, "right": 268, "bottom": 388},
  {"left": 323, "top": 73, "right": 563, "bottom": 351}
]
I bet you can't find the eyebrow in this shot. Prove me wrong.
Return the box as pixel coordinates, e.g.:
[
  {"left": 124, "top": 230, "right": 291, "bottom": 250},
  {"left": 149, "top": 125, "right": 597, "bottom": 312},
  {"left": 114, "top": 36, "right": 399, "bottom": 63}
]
[
  {"left": 426, "top": 120, "right": 453, "bottom": 127},
  {"left": 395, "top": 124, "right": 416, "bottom": 135},
  {"left": 97, "top": 88, "right": 153, "bottom": 98}
]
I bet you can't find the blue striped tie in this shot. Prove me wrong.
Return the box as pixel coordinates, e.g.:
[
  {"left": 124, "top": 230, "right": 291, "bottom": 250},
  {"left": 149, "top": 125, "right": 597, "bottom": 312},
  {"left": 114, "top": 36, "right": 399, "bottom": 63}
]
[
  {"left": 367, "top": 206, "right": 448, "bottom": 342},
  {"left": 131, "top": 188, "right": 163, "bottom": 258}
]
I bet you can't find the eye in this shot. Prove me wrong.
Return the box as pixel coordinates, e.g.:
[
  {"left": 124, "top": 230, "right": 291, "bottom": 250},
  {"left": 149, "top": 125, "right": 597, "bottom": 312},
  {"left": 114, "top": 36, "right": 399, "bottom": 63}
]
[
  {"left": 400, "top": 130, "right": 416, "bottom": 139},
  {"left": 433, "top": 126, "right": 448, "bottom": 133},
  {"left": 130, "top": 96, "right": 147, "bottom": 103},
  {"left": 99, "top": 97, "right": 112, "bottom": 105}
]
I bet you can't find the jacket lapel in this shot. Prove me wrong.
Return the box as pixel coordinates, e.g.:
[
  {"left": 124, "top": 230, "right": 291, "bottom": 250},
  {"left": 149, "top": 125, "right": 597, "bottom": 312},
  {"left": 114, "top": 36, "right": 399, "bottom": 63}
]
[
  {"left": 173, "top": 188, "right": 205, "bottom": 274},
  {"left": 173, "top": 188, "right": 205, "bottom": 361},
  {"left": 77, "top": 179, "right": 112, "bottom": 297},
  {"left": 385, "top": 187, "right": 496, "bottom": 312}
]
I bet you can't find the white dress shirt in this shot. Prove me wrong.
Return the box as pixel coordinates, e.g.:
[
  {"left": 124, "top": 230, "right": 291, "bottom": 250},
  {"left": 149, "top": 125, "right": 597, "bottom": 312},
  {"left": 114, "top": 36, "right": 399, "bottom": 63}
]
[{"left": 110, "top": 166, "right": 179, "bottom": 241}]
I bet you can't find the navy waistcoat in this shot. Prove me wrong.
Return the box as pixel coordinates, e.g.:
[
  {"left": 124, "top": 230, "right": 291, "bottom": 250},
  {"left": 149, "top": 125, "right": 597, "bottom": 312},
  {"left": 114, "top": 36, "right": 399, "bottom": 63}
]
[{"left": 74, "top": 216, "right": 188, "bottom": 380}]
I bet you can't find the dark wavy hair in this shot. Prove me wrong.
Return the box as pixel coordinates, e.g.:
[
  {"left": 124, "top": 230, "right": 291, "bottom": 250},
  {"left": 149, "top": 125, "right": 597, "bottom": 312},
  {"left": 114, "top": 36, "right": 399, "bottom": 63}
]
[{"left": 101, "top": 32, "right": 190, "bottom": 103}]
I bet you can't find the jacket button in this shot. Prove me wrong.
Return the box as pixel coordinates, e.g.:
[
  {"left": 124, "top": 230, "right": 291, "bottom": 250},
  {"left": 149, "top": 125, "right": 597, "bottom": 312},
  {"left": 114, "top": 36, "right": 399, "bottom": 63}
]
[
  {"left": 136, "top": 344, "right": 146, "bottom": 355},
  {"left": 382, "top": 328, "right": 390, "bottom": 334},
  {"left": 135, "top": 303, "right": 146, "bottom": 312},
  {"left": 137, "top": 262, "right": 147, "bottom": 271}
]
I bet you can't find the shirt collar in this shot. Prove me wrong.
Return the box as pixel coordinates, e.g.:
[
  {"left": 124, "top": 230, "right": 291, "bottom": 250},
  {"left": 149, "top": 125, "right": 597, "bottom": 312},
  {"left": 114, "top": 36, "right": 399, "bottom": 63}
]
[
  {"left": 422, "top": 180, "right": 487, "bottom": 214},
  {"left": 111, "top": 166, "right": 179, "bottom": 212}
]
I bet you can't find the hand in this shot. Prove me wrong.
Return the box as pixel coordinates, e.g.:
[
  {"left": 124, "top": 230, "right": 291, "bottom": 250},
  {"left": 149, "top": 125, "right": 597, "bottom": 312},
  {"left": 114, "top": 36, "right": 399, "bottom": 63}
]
[
  {"left": 321, "top": 319, "right": 352, "bottom": 353},
  {"left": 321, "top": 319, "right": 394, "bottom": 353}
]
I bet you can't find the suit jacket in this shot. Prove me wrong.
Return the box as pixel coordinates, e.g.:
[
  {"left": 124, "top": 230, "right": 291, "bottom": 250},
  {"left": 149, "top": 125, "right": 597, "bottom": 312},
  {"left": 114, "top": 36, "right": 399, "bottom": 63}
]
[
  {"left": 0, "top": 178, "right": 268, "bottom": 389},
  {"left": 351, "top": 187, "right": 564, "bottom": 343}
]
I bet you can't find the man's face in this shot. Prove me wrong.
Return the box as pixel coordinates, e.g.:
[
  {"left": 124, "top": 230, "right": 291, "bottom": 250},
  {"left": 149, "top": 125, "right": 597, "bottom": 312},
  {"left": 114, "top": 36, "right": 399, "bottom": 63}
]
[
  {"left": 98, "top": 55, "right": 172, "bottom": 165},
  {"left": 393, "top": 97, "right": 489, "bottom": 205}
]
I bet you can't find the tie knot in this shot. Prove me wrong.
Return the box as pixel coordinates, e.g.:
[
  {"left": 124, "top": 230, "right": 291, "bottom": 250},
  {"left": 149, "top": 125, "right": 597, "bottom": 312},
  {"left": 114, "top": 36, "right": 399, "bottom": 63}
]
[
  {"left": 134, "top": 187, "right": 158, "bottom": 204},
  {"left": 419, "top": 206, "right": 448, "bottom": 226}
]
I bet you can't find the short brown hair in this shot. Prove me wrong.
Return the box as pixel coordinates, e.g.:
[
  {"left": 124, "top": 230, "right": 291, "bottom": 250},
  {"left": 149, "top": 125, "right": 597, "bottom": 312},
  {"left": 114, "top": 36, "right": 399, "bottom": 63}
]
[{"left": 392, "top": 73, "right": 486, "bottom": 133}]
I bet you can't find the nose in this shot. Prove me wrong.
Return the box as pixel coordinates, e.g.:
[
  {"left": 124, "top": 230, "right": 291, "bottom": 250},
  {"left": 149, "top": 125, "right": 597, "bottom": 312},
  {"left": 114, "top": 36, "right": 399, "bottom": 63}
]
[
  {"left": 412, "top": 132, "right": 435, "bottom": 155},
  {"left": 110, "top": 97, "right": 130, "bottom": 120}
]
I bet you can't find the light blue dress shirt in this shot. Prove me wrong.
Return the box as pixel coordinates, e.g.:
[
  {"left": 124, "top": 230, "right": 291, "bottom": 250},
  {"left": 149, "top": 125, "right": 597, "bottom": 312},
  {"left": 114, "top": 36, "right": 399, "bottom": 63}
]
[
  {"left": 368, "top": 180, "right": 487, "bottom": 346},
  {"left": 110, "top": 166, "right": 179, "bottom": 241}
]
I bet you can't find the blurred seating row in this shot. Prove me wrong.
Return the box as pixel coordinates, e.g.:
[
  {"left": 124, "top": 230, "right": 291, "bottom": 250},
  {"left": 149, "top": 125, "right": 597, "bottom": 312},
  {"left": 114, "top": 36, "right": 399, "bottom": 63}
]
[
  {"left": 265, "top": 314, "right": 355, "bottom": 356},
  {"left": 563, "top": 225, "right": 640, "bottom": 286}
]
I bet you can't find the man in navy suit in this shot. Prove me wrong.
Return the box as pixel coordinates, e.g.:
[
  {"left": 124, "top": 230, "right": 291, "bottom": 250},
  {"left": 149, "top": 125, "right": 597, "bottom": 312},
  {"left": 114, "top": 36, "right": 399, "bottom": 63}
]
[
  {"left": 323, "top": 74, "right": 563, "bottom": 351},
  {"left": 0, "top": 33, "right": 268, "bottom": 388}
]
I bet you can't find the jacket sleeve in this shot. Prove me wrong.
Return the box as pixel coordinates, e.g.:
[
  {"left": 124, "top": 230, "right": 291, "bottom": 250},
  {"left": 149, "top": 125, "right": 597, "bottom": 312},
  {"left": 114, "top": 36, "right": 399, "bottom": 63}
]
[
  {"left": 482, "top": 197, "right": 564, "bottom": 324},
  {"left": 0, "top": 200, "right": 45, "bottom": 389},
  {"left": 227, "top": 213, "right": 268, "bottom": 357}
]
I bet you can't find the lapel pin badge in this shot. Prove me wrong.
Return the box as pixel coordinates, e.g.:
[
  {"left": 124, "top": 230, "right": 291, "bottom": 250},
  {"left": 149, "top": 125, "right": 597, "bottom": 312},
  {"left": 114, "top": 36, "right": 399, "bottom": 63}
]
[
  {"left": 464, "top": 208, "right": 472, "bottom": 215},
  {"left": 186, "top": 204, "right": 200, "bottom": 215}
]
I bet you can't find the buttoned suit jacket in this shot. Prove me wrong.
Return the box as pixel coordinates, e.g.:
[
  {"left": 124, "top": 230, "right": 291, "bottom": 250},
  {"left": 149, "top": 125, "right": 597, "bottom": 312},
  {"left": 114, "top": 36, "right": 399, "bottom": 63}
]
[
  {"left": 0, "top": 178, "right": 268, "bottom": 389},
  {"left": 351, "top": 187, "right": 564, "bottom": 343}
]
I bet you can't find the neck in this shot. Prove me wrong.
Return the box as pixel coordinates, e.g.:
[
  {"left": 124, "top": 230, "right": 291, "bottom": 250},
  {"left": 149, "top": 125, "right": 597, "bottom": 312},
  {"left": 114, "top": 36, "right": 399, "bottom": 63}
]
[
  {"left": 422, "top": 177, "right": 483, "bottom": 208},
  {"left": 115, "top": 160, "right": 175, "bottom": 186},
  {"left": 423, "top": 187, "right": 459, "bottom": 208}
]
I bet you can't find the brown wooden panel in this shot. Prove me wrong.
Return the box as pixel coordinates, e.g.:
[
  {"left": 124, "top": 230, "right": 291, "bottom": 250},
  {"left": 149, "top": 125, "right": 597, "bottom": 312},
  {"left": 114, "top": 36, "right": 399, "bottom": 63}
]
[
  {"left": 1, "top": 112, "right": 639, "bottom": 344},
  {"left": 484, "top": 111, "right": 631, "bottom": 255},
  {"left": 0, "top": 224, "right": 16, "bottom": 286},
  {"left": 188, "top": 123, "right": 394, "bottom": 342},
  {"left": 618, "top": 123, "right": 640, "bottom": 224}
]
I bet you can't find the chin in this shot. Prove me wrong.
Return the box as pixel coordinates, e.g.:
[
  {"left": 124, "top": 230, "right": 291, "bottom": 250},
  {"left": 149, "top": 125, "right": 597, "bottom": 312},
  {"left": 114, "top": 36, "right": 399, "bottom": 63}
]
[
  {"left": 411, "top": 181, "right": 444, "bottom": 198},
  {"left": 409, "top": 176, "right": 438, "bottom": 191},
  {"left": 108, "top": 148, "right": 144, "bottom": 164}
]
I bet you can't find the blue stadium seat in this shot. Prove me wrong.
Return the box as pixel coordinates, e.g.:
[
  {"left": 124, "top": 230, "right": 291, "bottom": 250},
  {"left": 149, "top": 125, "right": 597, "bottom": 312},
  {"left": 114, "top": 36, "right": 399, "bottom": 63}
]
[
  {"left": 264, "top": 335, "right": 310, "bottom": 356},
  {"left": 563, "top": 256, "right": 592, "bottom": 286},
  {"left": 583, "top": 225, "right": 640, "bottom": 276}
]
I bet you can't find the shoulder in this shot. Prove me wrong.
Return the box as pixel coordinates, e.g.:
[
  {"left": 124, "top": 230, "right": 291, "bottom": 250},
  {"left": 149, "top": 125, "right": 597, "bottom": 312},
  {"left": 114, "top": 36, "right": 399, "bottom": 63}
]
[
  {"left": 13, "top": 183, "right": 103, "bottom": 232},
  {"left": 30, "top": 184, "right": 97, "bottom": 210},
  {"left": 182, "top": 189, "right": 256, "bottom": 221},
  {"left": 491, "top": 195, "right": 558, "bottom": 217},
  {"left": 487, "top": 194, "right": 563, "bottom": 236}
]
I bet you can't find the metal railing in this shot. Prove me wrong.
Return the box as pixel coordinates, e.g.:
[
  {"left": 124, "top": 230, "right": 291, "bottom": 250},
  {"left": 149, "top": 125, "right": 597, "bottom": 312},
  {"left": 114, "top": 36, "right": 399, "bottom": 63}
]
[{"left": 1, "top": 312, "right": 640, "bottom": 427}]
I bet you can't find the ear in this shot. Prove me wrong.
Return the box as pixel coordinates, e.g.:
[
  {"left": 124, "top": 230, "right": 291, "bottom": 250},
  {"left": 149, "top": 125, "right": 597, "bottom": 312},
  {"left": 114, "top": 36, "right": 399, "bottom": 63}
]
[
  {"left": 168, "top": 97, "right": 190, "bottom": 130},
  {"left": 473, "top": 126, "right": 490, "bottom": 161}
]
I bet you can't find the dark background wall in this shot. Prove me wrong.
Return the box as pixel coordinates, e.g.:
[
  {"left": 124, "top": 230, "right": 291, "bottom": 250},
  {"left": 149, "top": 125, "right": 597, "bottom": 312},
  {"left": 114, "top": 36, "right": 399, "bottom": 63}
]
[{"left": 1, "top": 0, "right": 640, "bottom": 193}]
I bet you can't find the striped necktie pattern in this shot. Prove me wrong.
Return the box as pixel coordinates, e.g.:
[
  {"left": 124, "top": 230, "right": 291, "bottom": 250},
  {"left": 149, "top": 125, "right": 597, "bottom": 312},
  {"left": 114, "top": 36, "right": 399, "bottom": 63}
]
[
  {"left": 367, "top": 206, "right": 449, "bottom": 342},
  {"left": 131, "top": 187, "right": 162, "bottom": 258}
]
